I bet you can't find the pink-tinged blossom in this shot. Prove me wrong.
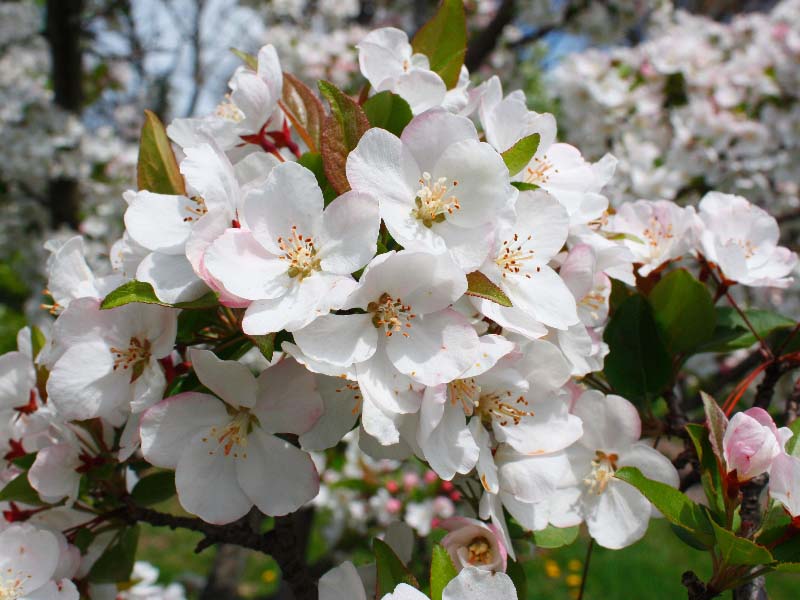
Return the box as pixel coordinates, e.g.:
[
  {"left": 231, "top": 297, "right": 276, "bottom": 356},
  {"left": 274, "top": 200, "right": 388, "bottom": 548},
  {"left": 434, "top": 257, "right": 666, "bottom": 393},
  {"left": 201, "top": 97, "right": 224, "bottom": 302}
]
[
  {"left": 140, "top": 349, "right": 322, "bottom": 524},
  {"left": 697, "top": 192, "right": 797, "bottom": 288},
  {"left": 722, "top": 407, "right": 786, "bottom": 482},
  {"left": 440, "top": 516, "right": 508, "bottom": 573}
]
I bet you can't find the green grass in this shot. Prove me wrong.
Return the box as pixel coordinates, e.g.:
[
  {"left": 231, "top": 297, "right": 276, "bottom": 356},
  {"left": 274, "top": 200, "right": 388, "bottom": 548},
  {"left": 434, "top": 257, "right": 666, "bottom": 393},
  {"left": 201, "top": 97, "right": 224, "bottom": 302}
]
[{"left": 138, "top": 517, "right": 799, "bottom": 599}]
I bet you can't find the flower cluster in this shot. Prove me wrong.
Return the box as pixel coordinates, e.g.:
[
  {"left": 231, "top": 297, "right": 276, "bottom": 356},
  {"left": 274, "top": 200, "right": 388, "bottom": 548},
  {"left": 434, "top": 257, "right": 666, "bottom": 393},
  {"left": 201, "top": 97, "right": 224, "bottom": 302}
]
[
  {"left": 551, "top": 0, "right": 800, "bottom": 215},
  {"left": 1, "top": 6, "right": 798, "bottom": 598}
]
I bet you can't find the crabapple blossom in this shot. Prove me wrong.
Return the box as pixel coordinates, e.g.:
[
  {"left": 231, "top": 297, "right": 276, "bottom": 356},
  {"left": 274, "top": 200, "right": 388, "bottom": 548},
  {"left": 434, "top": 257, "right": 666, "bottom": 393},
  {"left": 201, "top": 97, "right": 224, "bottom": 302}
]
[
  {"left": 0, "top": 523, "right": 79, "bottom": 600},
  {"left": 293, "top": 250, "right": 480, "bottom": 444},
  {"left": 607, "top": 200, "right": 700, "bottom": 277},
  {"left": 45, "top": 298, "right": 176, "bottom": 425},
  {"left": 140, "top": 348, "right": 322, "bottom": 524},
  {"left": 206, "top": 161, "right": 379, "bottom": 333},
  {"left": 346, "top": 109, "right": 517, "bottom": 271},
  {"left": 696, "top": 192, "right": 797, "bottom": 288},
  {"left": 560, "top": 391, "right": 680, "bottom": 549},
  {"left": 770, "top": 450, "right": 800, "bottom": 518},
  {"left": 381, "top": 567, "right": 518, "bottom": 600},
  {"left": 357, "top": 28, "right": 469, "bottom": 116},
  {"left": 440, "top": 516, "right": 508, "bottom": 573},
  {"left": 722, "top": 407, "right": 788, "bottom": 482},
  {"left": 477, "top": 190, "right": 578, "bottom": 330}
]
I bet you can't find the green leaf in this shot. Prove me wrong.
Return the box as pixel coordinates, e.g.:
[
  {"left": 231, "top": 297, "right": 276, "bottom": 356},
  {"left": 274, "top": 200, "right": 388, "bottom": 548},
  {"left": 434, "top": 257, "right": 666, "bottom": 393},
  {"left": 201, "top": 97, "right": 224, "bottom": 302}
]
[
  {"left": 137, "top": 110, "right": 186, "bottom": 195},
  {"left": 711, "top": 520, "right": 773, "bottom": 567},
  {"left": 533, "top": 524, "right": 580, "bottom": 548},
  {"left": 615, "top": 466, "right": 715, "bottom": 547},
  {"left": 430, "top": 545, "right": 458, "bottom": 600},
  {"left": 511, "top": 181, "right": 539, "bottom": 192},
  {"left": 130, "top": 471, "right": 176, "bottom": 507},
  {"left": 30, "top": 326, "right": 46, "bottom": 360},
  {"left": 363, "top": 91, "right": 413, "bottom": 137},
  {"left": 73, "top": 528, "right": 95, "bottom": 554},
  {"left": 506, "top": 559, "right": 528, "bottom": 599},
  {"left": 282, "top": 73, "right": 326, "bottom": 152},
  {"left": 700, "top": 307, "right": 796, "bottom": 352},
  {"left": 648, "top": 269, "right": 715, "bottom": 354},
  {"left": 786, "top": 418, "right": 800, "bottom": 456},
  {"left": 374, "top": 538, "right": 419, "bottom": 596},
  {"left": 0, "top": 473, "right": 43, "bottom": 505},
  {"left": 411, "top": 0, "right": 466, "bottom": 88},
  {"left": 602, "top": 294, "right": 672, "bottom": 401},
  {"left": 775, "top": 562, "right": 800, "bottom": 573},
  {"left": 89, "top": 526, "right": 140, "bottom": 583},
  {"left": 249, "top": 333, "right": 276, "bottom": 362},
  {"left": 501, "top": 133, "right": 540, "bottom": 176},
  {"left": 318, "top": 81, "right": 371, "bottom": 194},
  {"left": 685, "top": 423, "right": 725, "bottom": 518},
  {"left": 11, "top": 452, "right": 36, "bottom": 470},
  {"left": 297, "top": 152, "right": 337, "bottom": 204},
  {"left": 701, "top": 392, "right": 728, "bottom": 466},
  {"left": 230, "top": 47, "right": 258, "bottom": 70},
  {"left": 465, "top": 271, "right": 512, "bottom": 307},
  {"left": 101, "top": 280, "right": 218, "bottom": 310}
]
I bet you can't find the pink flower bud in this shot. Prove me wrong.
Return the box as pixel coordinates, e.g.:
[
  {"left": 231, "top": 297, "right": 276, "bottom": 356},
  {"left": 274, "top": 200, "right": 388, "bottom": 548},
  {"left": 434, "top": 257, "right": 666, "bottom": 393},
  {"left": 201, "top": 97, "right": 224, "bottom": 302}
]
[
  {"left": 386, "top": 498, "right": 403, "bottom": 514},
  {"left": 440, "top": 517, "right": 508, "bottom": 573},
  {"left": 723, "top": 408, "right": 781, "bottom": 482},
  {"left": 385, "top": 480, "right": 400, "bottom": 494},
  {"left": 424, "top": 470, "right": 438, "bottom": 484}
]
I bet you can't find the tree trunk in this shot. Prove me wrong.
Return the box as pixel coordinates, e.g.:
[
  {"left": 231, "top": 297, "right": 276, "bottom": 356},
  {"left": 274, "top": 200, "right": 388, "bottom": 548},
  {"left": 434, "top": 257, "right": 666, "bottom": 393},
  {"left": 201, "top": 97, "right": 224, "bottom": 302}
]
[{"left": 45, "top": 0, "right": 84, "bottom": 230}]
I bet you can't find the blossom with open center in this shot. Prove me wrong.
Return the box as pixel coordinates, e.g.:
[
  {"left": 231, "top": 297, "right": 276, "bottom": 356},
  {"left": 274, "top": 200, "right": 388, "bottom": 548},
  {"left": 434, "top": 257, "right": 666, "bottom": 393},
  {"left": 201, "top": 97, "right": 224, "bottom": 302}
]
[
  {"left": 347, "top": 109, "right": 517, "bottom": 271},
  {"left": 0, "top": 523, "right": 78, "bottom": 600},
  {"left": 561, "top": 391, "right": 680, "bottom": 549},
  {"left": 205, "top": 161, "right": 379, "bottom": 334},
  {"left": 140, "top": 348, "right": 323, "bottom": 524},
  {"left": 477, "top": 190, "right": 578, "bottom": 330},
  {"left": 293, "top": 250, "right": 479, "bottom": 445},
  {"left": 124, "top": 144, "right": 279, "bottom": 304},
  {"left": 697, "top": 191, "right": 797, "bottom": 288},
  {"left": 608, "top": 200, "right": 700, "bottom": 276},
  {"left": 45, "top": 298, "right": 176, "bottom": 425}
]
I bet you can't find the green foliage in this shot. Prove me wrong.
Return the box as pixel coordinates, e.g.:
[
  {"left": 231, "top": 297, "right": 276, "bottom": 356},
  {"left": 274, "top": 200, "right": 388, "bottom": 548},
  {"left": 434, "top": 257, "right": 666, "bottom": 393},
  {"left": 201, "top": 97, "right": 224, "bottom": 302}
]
[
  {"left": 430, "top": 545, "right": 457, "bottom": 600},
  {"left": 410, "top": 0, "right": 466, "bottom": 89},
  {"left": 0, "top": 472, "right": 43, "bottom": 505},
  {"left": 615, "top": 466, "right": 714, "bottom": 548},
  {"left": 297, "top": 152, "right": 337, "bottom": 204},
  {"left": 374, "top": 538, "right": 419, "bottom": 596},
  {"left": 648, "top": 269, "right": 715, "bottom": 354},
  {"left": 318, "top": 81, "right": 371, "bottom": 194},
  {"left": 131, "top": 471, "right": 177, "bottom": 507},
  {"left": 700, "top": 307, "right": 796, "bottom": 352},
  {"left": 710, "top": 521, "right": 773, "bottom": 567},
  {"left": 89, "top": 526, "right": 140, "bottom": 583},
  {"left": 100, "top": 280, "right": 218, "bottom": 310},
  {"left": 249, "top": 333, "right": 277, "bottom": 362},
  {"left": 602, "top": 295, "right": 672, "bottom": 402},
  {"left": 533, "top": 525, "right": 580, "bottom": 549},
  {"left": 506, "top": 558, "right": 528, "bottom": 599},
  {"left": 511, "top": 181, "right": 539, "bottom": 192},
  {"left": 363, "top": 91, "right": 413, "bottom": 137},
  {"left": 465, "top": 271, "right": 512, "bottom": 307},
  {"left": 137, "top": 110, "right": 186, "bottom": 195},
  {"left": 501, "top": 133, "right": 540, "bottom": 176},
  {"left": 283, "top": 73, "right": 326, "bottom": 152}
]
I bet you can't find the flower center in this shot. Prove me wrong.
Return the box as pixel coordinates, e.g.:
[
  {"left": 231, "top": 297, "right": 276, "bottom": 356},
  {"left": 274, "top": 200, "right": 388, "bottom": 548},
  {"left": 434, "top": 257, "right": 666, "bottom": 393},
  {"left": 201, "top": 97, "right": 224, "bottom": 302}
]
[
  {"left": 580, "top": 289, "right": 606, "bottom": 320},
  {"left": 412, "top": 172, "right": 460, "bottom": 228},
  {"left": 584, "top": 450, "right": 619, "bottom": 495},
  {"left": 642, "top": 216, "right": 674, "bottom": 251},
  {"left": 495, "top": 233, "right": 538, "bottom": 278},
  {"left": 523, "top": 156, "right": 556, "bottom": 185},
  {"left": 466, "top": 536, "right": 494, "bottom": 565},
  {"left": 476, "top": 390, "right": 534, "bottom": 427},
  {"left": 204, "top": 410, "right": 254, "bottom": 459},
  {"left": 367, "top": 293, "right": 416, "bottom": 337},
  {"left": 732, "top": 238, "right": 757, "bottom": 259},
  {"left": 183, "top": 196, "right": 208, "bottom": 223},
  {"left": 110, "top": 337, "right": 152, "bottom": 383},
  {"left": 215, "top": 94, "right": 244, "bottom": 122},
  {"left": 0, "top": 571, "right": 29, "bottom": 600},
  {"left": 277, "top": 226, "right": 321, "bottom": 280},
  {"left": 448, "top": 378, "right": 480, "bottom": 417}
]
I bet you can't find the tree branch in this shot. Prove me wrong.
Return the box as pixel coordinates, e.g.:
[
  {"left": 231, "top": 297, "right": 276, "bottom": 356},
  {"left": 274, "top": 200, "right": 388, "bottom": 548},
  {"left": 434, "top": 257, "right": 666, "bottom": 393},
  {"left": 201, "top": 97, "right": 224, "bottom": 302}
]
[{"left": 464, "top": 0, "right": 516, "bottom": 71}]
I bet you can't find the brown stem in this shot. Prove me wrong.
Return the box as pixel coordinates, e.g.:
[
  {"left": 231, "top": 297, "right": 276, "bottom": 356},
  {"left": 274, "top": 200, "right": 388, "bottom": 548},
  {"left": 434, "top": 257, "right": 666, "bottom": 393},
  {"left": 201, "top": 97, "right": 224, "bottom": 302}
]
[
  {"left": 733, "top": 475, "right": 769, "bottom": 600},
  {"left": 682, "top": 571, "right": 719, "bottom": 600}
]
